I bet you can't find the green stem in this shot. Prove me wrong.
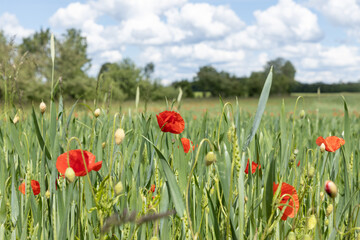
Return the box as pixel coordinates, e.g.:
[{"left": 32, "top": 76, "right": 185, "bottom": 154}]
[{"left": 185, "top": 138, "right": 213, "bottom": 239}]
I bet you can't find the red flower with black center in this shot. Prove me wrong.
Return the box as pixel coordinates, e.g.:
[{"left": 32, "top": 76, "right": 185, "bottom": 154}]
[
  {"left": 181, "top": 138, "right": 195, "bottom": 153},
  {"left": 273, "top": 182, "right": 299, "bottom": 220},
  {"left": 56, "top": 149, "right": 102, "bottom": 176},
  {"left": 19, "top": 180, "right": 40, "bottom": 196},
  {"left": 316, "top": 136, "right": 345, "bottom": 152},
  {"left": 156, "top": 111, "right": 185, "bottom": 134},
  {"left": 245, "top": 159, "right": 261, "bottom": 174}
]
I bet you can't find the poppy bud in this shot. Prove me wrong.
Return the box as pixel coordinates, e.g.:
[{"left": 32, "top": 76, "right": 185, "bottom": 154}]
[
  {"left": 205, "top": 151, "right": 216, "bottom": 166},
  {"left": 114, "top": 181, "right": 123, "bottom": 195},
  {"left": 293, "top": 149, "right": 299, "bottom": 155},
  {"left": 40, "top": 101, "right": 46, "bottom": 114},
  {"left": 94, "top": 108, "right": 101, "bottom": 118},
  {"left": 287, "top": 231, "right": 296, "bottom": 240},
  {"left": 307, "top": 214, "right": 317, "bottom": 230},
  {"left": 320, "top": 143, "right": 325, "bottom": 153},
  {"left": 102, "top": 142, "right": 106, "bottom": 149},
  {"left": 326, "top": 204, "right": 333, "bottom": 216},
  {"left": 325, "top": 180, "right": 337, "bottom": 198},
  {"left": 13, "top": 114, "right": 19, "bottom": 124},
  {"left": 244, "top": 196, "right": 248, "bottom": 203},
  {"left": 299, "top": 109, "right": 305, "bottom": 119},
  {"left": 325, "top": 219, "right": 329, "bottom": 226},
  {"left": 45, "top": 190, "right": 51, "bottom": 199},
  {"left": 65, "top": 167, "right": 76, "bottom": 183},
  {"left": 307, "top": 166, "right": 315, "bottom": 179},
  {"left": 320, "top": 192, "right": 324, "bottom": 201},
  {"left": 115, "top": 128, "right": 125, "bottom": 145}
]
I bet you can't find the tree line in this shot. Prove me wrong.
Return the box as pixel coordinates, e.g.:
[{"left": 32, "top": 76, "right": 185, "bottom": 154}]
[{"left": 1, "top": 28, "right": 360, "bottom": 103}]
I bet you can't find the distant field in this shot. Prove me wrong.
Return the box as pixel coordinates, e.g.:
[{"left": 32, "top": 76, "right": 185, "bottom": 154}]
[{"left": 115, "top": 92, "right": 360, "bottom": 118}]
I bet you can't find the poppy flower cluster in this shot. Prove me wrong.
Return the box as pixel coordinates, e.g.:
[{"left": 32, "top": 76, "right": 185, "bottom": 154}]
[
  {"left": 316, "top": 136, "right": 345, "bottom": 152},
  {"left": 56, "top": 149, "right": 102, "bottom": 177},
  {"left": 273, "top": 182, "right": 299, "bottom": 220},
  {"left": 244, "top": 159, "right": 261, "bottom": 174},
  {"left": 156, "top": 111, "right": 185, "bottom": 134},
  {"left": 19, "top": 180, "right": 40, "bottom": 196}
]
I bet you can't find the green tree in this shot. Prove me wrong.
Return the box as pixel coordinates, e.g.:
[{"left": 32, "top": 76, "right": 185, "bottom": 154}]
[
  {"left": 98, "top": 58, "right": 142, "bottom": 101},
  {"left": 172, "top": 79, "right": 194, "bottom": 98},
  {"left": 57, "top": 29, "right": 95, "bottom": 100},
  {"left": 263, "top": 58, "right": 296, "bottom": 95}
]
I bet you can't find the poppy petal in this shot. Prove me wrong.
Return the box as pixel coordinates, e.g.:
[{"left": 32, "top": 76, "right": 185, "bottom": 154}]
[
  {"left": 316, "top": 136, "right": 325, "bottom": 146},
  {"left": 89, "top": 161, "right": 102, "bottom": 172},
  {"left": 19, "top": 180, "right": 40, "bottom": 196},
  {"left": 325, "top": 136, "right": 341, "bottom": 152},
  {"left": 273, "top": 182, "right": 299, "bottom": 221},
  {"left": 56, "top": 150, "right": 100, "bottom": 176},
  {"left": 156, "top": 111, "right": 185, "bottom": 134},
  {"left": 181, "top": 138, "right": 191, "bottom": 153},
  {"left": 245, "top": 159, "right": 260, "bottom": 174}
]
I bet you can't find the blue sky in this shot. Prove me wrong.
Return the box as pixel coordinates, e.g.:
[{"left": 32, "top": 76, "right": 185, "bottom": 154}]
[{"left": 1, "top": 0, "right": 360, "bottom": 85}]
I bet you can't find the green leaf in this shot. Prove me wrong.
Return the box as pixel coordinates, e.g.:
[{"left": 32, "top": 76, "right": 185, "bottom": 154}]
[
  {"left": 243, "top": 67, "right": 273, "bottom": 151},
  {"left": 32, "top": 106, "right": 51, "bottom": 159},
  {"left": 142, "top": 135, "right": 185, "bottom": 217}
]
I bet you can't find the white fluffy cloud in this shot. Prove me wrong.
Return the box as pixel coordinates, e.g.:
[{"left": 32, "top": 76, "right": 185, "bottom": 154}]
[
  {"left": 308, "top": 0, "right": 360, "bottom": 27},
  {"left": 0, "top": 13, "right": 34, "bottom": 39},
  {"left": 222, "top": 0, "right": 323, "bottom": 51}
]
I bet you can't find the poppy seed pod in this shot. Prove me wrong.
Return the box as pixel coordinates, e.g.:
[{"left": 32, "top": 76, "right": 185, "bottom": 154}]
[
  {"left": 299, "top": 109, "right": 305, "bottom": 119},
  {"left": 40, "top": 101, "right": 46, "bottom": 114},
  {"left": 304, "top": 234, "right": 311, "bottom": 240},
  {"left": 114, "top": 181, "right": 123, "bottom": 195},
  {"left": 325, "top": 180, "right": 337, "bottom": 198},
  {"left": 287, "top": 231, "right": 296, "bottom": 240},
  {"left": 65, "top": 167, "right": 76, "bottom": 182},
  {"left": 45, "top": 190, "right": 51, "bottom": 199},
  {"left": 205, "top": 151, "right": 216, "bottom": 166},
  {"left": 94, "top": 108, "right": 101, "bottom": 118},
  {"left": 115, "top": 128, "right": 125, "bottom": 145},
  {"left": 320, "top": 143, "right": 326, "bottom": 153}
]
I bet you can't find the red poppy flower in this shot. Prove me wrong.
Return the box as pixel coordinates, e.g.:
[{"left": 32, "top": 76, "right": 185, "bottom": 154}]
[
  {"left": 156, "top": 111, "right": 185, "bottom": 134},
  {"left": 273, "top": 182, "right": 299, "bottom": 220},
  {"left": 245, "top": 159, "right": 261, "bottom": 174},
  {"left": 316, "top": 136, "right": 345, "bottom": 152},
  {"left": 151, "top": 184, "right": 156, "bottom": 193},
  {"left": 56, "top": 149, "right": 102, "bottom": 176},
  {"left": 19, "top": 180, "right": 40, "bottom": 196},
  {"left": 181, "top": 138, "right": 195, "bottom": 153},
  {"left": 297, "top": 160, "right": 300, "bottom": 167}
]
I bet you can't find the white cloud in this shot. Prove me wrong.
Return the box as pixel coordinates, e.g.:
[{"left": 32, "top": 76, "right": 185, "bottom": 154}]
[
  {"left": 166, "top": 3, "right": 244, "bottom": 41},
  {"left": 100, "top": 50, "right": 122, "bottom": 62},
  {"left": 49, "top": 2, "right": 98, "bottom": 28},
  {"left": 90, "top": 0, "right": 187, "bottom": 21},
  {"left": 0, "top": 13, "right": 34, "bottom": 39},
  {"left": 308, "top": 0, "right": 360, "bottom": 27}
]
